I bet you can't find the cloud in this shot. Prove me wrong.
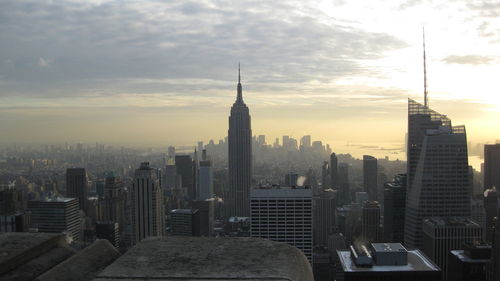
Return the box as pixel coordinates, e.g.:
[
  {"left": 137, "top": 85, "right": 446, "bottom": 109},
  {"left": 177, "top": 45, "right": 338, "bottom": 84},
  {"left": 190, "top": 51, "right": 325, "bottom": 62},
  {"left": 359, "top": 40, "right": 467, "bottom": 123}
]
[
  {"left": 0, "top": 0, "right": 407, "bottom": 102},
  {"left": 442, "top": 55, "right": 494, "bottom": 65}
]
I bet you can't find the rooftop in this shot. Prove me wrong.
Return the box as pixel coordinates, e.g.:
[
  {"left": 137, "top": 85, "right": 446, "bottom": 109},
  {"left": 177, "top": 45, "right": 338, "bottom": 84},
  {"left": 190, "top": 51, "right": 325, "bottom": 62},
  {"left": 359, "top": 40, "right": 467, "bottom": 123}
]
[
  {"left": 371, "top": 243, "right": 407, "bottom": 253},
  {"left": 424, "top": 217, "right": 480, "bottom": 227},
  {"left": 171, "top": 209, "right": 198, "bottom": 215},
  {"left": 338, "top": 249, "right": 440, "bottom": 272}
]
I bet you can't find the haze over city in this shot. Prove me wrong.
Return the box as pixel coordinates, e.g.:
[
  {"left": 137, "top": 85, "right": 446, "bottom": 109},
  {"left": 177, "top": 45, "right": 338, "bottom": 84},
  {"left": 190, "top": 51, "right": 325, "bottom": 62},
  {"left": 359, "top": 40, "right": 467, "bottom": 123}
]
[{"left": 1, "top": 0, "right": 499, "bottom": 159}]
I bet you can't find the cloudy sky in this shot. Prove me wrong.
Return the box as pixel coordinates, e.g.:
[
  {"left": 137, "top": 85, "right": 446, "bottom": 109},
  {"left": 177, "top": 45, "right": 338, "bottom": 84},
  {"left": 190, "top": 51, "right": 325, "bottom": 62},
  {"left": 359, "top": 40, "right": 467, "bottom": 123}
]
[{"left": 1, "top": 0, "right": 499, "bottom": 157}]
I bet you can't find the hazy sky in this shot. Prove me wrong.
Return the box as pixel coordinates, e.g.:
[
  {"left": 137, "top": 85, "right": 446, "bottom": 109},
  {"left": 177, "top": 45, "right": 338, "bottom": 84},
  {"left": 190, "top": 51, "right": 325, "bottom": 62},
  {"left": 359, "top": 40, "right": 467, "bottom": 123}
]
[{"left": 1, "top": 0, "right": 499, "bottom": 157}]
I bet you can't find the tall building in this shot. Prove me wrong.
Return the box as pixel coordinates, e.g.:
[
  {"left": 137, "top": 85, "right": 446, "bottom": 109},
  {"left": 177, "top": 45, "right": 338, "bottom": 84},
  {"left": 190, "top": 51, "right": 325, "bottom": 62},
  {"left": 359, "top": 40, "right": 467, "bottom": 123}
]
[
  {"left": 175, "top": 155, "right": 195, "bottom": 202},
  {"left": 489, "top": 208, "right": 500, "bottom": 281},
  {"left": 484, "top": 188, "right": 498, "bottom": 242},
  {"left": 361, "top": 201, "right": 381, "bottom": 244},
  {"left": 66, "top": 168, "right": 88, "bottom": 210},
  {"left": 363, "top": 155, "right": 378, "bottom": 201},
  {"left": 95, "top": 221, "right": 120, "bottom": 247},
  {"left": 28, "top": 197, "right": 81, "bottom": 241},
  {"left": 484, "top": 144, "right": 500, "bottom": 190},
  {"left": 338, "top": 163, "right": 350, "bottom": 206},
  {"left": 384, "top": 174, "right": 407, "bottom": 243},
  {"left": 131, "top": 162, "right": 165, "bottom": 245},
  {"left": 314, "top": 189, "right": 336, "bottom": 247},
  {"left": 321, "top": 161, "right": 330, "bottom": 190},
  {"left": 300, "top": 135, "right": 311, "bottom": 148},
  {"left": 250, "top": 186, "right": 313, "bottom": 263},
  {"left": 198, "top": 149, "right": 213, "bottom": 201},
  {"left": 227, "top": 65, "right": 252, "bottom": 218},
  {"left": 193, "top": 199, "right": 214, "bottom": 236},
  {"left": 405, "top": 99, "right": 471, "bottom": 249},
  {"left": 330, "top": 153, "right": 338, "bottom": 189},
  {"left": 422, "top": 217, "right": 483, "bottom": 281},
  {"left": 102, "top": 175, "right": 126, "bottom": 232}
]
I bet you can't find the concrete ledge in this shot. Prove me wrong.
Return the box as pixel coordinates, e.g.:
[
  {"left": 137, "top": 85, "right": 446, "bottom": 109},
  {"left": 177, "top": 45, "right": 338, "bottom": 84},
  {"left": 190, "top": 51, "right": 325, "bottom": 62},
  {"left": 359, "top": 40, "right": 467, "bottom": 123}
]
[
  {"left": 94, "top": 236, "right": 313, "bottom": 281},
  {"left": 0, "top": 246, "right": 76, "bottom": 281},
  {"left": 36, "top": 239, "right": 120, "bottom": 281},
  {"left": 0, "top": 233, "right": 68, "bottom": 276}
]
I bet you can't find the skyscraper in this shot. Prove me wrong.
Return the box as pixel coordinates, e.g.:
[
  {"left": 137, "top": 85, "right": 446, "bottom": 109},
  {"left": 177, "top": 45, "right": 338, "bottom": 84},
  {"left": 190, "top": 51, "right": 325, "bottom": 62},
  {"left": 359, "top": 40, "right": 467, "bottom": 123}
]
[
  {"left": 103, "top": 175, "right": 126, "bottom": 232},
  {"left": 384, "top": 174, "right": 407, "bottom": 243},
  {"left": 226, "top": 65, "right": 252, "bottom": 218},
  {"left": 66, "top": 168, "right": 88, "bottom": 210},
  {"left": 338, "top": 163, "right": 350, "bottom": 206},
  {"left": 330, "top": 153, "right": 338, "bottom": 189},
  {"left": 314, "top": 189, "right": 336, "bottom": 247},
  {"left": 361, "top": 201, "right": 381, "bottom": 244},
  {"left": 484, "top": 144, "right": 500, "bottom": 190},
  {"left": 198, "top": 149, "right": 213, "bottom": 201},
  {"left": 175, "top": 155, "right": 195, "bottom": 202},
  {"left": 405, "top": 99, "right": 471, "bottom": 249},
  {"left": 131, "top": 162, "right": 165, "bottom": 245},
  {"left": 363, "top": 155, "right": 378, "bottom": 202}
]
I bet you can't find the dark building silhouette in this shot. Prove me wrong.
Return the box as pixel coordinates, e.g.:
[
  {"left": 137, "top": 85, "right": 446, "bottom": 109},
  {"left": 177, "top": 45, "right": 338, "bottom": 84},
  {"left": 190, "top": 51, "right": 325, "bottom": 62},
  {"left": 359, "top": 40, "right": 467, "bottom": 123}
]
[
  {"left": 484, "top": 188, "right": 499, "bottom": 243},
  {"left": 175, "top": 155, "right": 195, "bottom": 202},
  {"left": 330, "top": 153, "right": 339, "bottom": 189},
  {"left": 338, "top": 163, "right": 350, "bottom": 206},
  {"left": 95, "top": 221, "right": 120, "bottom": 247},
  {"left": 484, "top": 144, "right": 500, "bottom": 190},
  {"left": 447, "top": 242, "right": 491, "bottom": 281},
  {"left": 103, "top": 175, "right": 126, "bottom": 233},
  {"left": 422, "top": 217, "right": 483, "bottom": 281},
  {"left": 226, "top": 65, "right": 252, "bottom": 218},
  {"left": 361, "top": 201, "right": 381, "bottom": 244},
  {"left": 384, "top": 174, "right": 407, "bottom": 243},
  {"left": 363, "top": 155, "right": 378, "bottom": 201},
  {"left": 170, "top": 209, "right": 201, "bottom": 236},
  {"left": 405, "top": 99, "right": 471, "bottom": 249},
  {"left": 314, "top": 189, "right": 336, "bottom": 247},
  {"left": 66, "top": 168, "right": 88, "bottom": 210}
]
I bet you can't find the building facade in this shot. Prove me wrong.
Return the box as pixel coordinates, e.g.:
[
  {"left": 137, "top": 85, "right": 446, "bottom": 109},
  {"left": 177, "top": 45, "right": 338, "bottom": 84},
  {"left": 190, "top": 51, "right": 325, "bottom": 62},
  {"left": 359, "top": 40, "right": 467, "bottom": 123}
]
[{"left": 250, "top": 187, "right": 313, "bottom": 263}]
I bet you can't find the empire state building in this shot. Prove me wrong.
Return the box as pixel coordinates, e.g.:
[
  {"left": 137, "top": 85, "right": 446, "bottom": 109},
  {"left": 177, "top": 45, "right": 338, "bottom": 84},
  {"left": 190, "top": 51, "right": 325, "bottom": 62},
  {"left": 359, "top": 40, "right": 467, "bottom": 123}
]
[{"left": 226, "top": 65, "right": 252, "bottom": 218}]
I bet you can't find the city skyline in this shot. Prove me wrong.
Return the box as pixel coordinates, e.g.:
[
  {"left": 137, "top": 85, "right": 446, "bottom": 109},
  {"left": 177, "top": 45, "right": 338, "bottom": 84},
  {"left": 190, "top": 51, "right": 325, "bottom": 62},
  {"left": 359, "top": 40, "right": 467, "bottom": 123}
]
[{"left": 0, "top": 0, "right": 499, "bottom": 152}]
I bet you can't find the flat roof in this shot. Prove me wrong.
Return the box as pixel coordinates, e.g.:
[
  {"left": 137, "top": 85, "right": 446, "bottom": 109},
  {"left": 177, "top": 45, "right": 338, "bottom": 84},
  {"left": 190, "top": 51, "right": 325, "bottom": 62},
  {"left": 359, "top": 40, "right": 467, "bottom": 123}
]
[
  {"left": 371, "top": 243, "right": 407, "bottom": 253},
  {"left": 251, "top": 187, "right": 312, "bottom": 198},
  {"left": 337, "top": 250, "right": 440, "bottom": 272},
  {"left": 450, "top": 250, "right": 490, "bottom": 263},
  {"left": 31, "top": 197, "right": 76, "bottom": 203}
]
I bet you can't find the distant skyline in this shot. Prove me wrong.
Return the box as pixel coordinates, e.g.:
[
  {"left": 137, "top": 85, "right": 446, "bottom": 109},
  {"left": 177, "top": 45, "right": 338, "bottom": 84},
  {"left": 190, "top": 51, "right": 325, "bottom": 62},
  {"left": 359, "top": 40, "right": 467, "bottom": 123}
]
[{"left": 1, "top": 0, "right": 499, "bottom": 156}]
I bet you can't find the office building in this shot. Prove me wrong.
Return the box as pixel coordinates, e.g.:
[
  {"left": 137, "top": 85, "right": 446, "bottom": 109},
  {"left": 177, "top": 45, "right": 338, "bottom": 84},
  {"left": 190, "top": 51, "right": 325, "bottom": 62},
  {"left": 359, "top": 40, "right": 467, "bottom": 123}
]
[
  {"left": 300, "top": 135, "right": 311, "bottom": 149},
  {"left": 422, "top": 217, "right": 483, "bottom": 280},
  {"left": 171, "top": 209, "right": 200, "bottom": 236},
  {"left": 338, "top": 163, "right": 350, "bottom": 206},
  {"left": 355, "top": 192, "right": 369, "bottom": 204},
  {"left": 447, "top": 242, "right": 491, "bottom": 281},
  {"left": 337, "top": 243, "right": 441, "bottom": 281},
  {"left": 131, "top": 162, "right": 165, "bottom": 245},
  {"left": 484, "top": 187, "right": 499, "bottom": 242},
  {"left": 175, "top": 155, "right": 195, "bottom": 202},
  {"left": 484, "top": 144, "right": 500, "bottom": 190},
  {"left": 192, "top": 199, "right": 214, "bottom": 236},
  {"left": 0, "top": 211, "right": 31, "bottom": 232},
  {"left": 198, "top": 149, "right": 213, "bottom": 200},
  {"left": 330, "top": 153, "right": 339, "bottom": 189},
  {"left": 405, "top": 99, "right": 471, "bottom": 249},
  {"left": 487, "top": 207, "right": 500, "bottom": 281},
  {"left": 363, "top": 155, "right": 378, "bottom": 201},
  {"left": 227, "top": 65, "right": 252, "bottom": 218},
  {"left": 384, "top": 174, "right": 407, "bottom": 243},
  {"left": 285, "top": 172, "right": 299, "bottom": 187},
  {"left": 0, "top": 187, "right": 25, "bottom": 215},
  {"left": 250, "top": 186, "right": 313, "bottom": 263},
  {"left": 362, "top": 201, "right": 381, "bottom": 244},
  {"left": 28, "top": 197, "right": 80, "bottom": 241},
  {"left": 95, "top": 221, "right": 120, "bottom": 247},
  {"left": 66, "top": 168, "right": 88, "bottom": 210},
  {"left": 314, "top": 189, "right": 336, "bottom": 247},
  {"left": 102, "top": 175, "right": 126, "bottom": 232}
]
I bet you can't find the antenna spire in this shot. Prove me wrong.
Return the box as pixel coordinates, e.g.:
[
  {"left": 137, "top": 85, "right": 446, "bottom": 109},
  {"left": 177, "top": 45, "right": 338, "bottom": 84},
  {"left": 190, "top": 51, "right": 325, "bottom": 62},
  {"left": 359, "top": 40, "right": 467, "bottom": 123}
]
[
  {"left": 423, "top": 27, "right": 428, "bottom": 108},
  {"left": 236, "top": 62, "right": 243, "bottom": 103}
]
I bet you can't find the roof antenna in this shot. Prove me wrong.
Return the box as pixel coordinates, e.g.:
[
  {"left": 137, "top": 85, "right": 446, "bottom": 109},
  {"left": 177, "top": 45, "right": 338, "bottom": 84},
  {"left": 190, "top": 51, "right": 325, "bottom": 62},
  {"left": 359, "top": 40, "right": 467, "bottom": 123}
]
[{"left": 423, "top": 27, "right": 428, "bottom": 108}]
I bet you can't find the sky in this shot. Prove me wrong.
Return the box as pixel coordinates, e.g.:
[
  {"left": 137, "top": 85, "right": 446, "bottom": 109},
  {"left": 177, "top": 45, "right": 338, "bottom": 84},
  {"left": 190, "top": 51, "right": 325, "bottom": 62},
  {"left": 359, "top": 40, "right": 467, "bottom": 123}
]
[{"left": 1, "top": 0, "right": 499, "bottom": 159}]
